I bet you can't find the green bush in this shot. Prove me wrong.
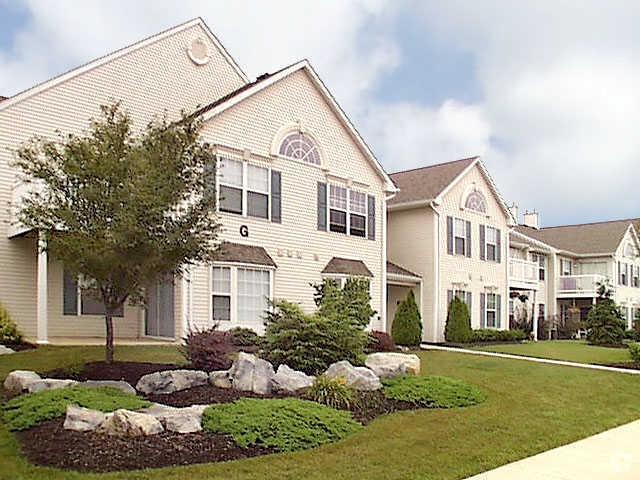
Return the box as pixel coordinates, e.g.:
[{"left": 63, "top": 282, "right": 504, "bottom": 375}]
[
  {"left": 4, "top": 386, "right": 151, "bottom": 430},
  {"left": 0, "top": 302, "right": 23, "bottom": 346},
  {"left": 629, "top": 343, "right": 640, "bottom": 363},
  {"left": 624, "top": 329, "right": 640, "bottom": 342},
  {"left": 228, "top": 327, "right": 261, "bottom": 347},
  {"left": 202, "top": 398, "right": 362, "bottom": 452},
  {"left": 391, "top": 290, "right": 422, "bottom": 346},
  {"left": 303, "top": 375, "right": 356, "bottom": 409},
  {"left": 582, "top": 297, "right": 626, "bottom": 346},
  {"left": 263, "top": 300, "right": 367, "bottom": 375},
  {"left": 469, "top": 328, "right": 528, "bottom": 343},
  {"left": 381, "top": 375, "right": 486, "bottom": 408},
  {"left": 313, "top": 277, "right": 376, "bottom": 328},
  {"left": 444, "top": 296, "right": 472, "bottom": 343},
  {"left": 365, "top": 330, "right": 397, "bottom": 353}
]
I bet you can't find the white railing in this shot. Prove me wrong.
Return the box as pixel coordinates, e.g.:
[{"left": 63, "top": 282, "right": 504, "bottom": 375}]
[
  {"left": 557, "top": 274, "right": 611, "bottom": 296},
  {"left": 509, "top": 258, "right": 538, "bottom": 286}
]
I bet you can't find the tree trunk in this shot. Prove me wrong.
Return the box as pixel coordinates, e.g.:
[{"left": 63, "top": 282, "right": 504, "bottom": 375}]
[{"left": 105, "top": 310, "right": 114, "bottom": 363}]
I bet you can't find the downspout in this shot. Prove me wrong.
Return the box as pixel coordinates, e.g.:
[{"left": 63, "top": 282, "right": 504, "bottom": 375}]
[{"left": 382, "top": 190, "right": 397, "bottom": 332}]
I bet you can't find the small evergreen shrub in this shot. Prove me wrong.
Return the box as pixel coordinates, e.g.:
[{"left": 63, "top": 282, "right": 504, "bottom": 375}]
[
  {"left": 0, "top": 302, "right": 23, "bottom": 346},
  {"left": 263, "top": 300, "right": 367, "bottom": 375},
  {"left": 470, "top": 328, "right": 528, "bottom": 343},
  {"left": 313, "top": 278, "right": 377, "bottom": 328},
  {"left": 365, "top": 330, "right": 397, "bottom": 353},
  {"left": 202, "top": 398, "right": 362, "bottom": 452},
  {"left": 391, "top": 290, "right": 422, "bottom": 346},
  {"left": 624, "top": 329, "right": 640, "bottom": 342},
  {"left": 582, "top": 298, "right": 626, "bottom": 346},
  {"left": 180, "top": 325, "right": 234, "bottom": 371},
  {"left": 444, "top": 296, "right": 472, "bottom": 343},
  {"left": 303, "top": 375, "right": 356, "bottom": 409},
  {"left": 4, "top": 386, "right": 151, "bottom": 430},
  {"left": 228, "top": 327, "right": 261, "bottom": 347},
  {"left": 629, "top": 343, "right": 640, "bottom": 364},
  {"left": 381, "top": 375, "right": 486, "bottom": 408}
]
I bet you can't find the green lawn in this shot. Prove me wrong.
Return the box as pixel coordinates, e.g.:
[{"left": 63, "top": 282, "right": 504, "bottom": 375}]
[
  {"left": 471, "top": 340, "right": 632, "bottom": 365},
  {"left": 2, "top": 345, "right": 640, "bottom": 479}
]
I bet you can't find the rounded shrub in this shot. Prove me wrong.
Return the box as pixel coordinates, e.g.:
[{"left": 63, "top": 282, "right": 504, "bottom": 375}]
[
  {"left": 228, "top": 327, "right": 261, "bottom": 347},
  {"left": 202, "top": 398, "right": 363, "bottom": 452},
  {"left": 0, "top": 302, "right": 23, "bottom": 346},
  {"left": 391, "top": 290, "right": 422, "bottom": 346},
  {"left": 444, "top": 296, "right": 472, "bottom": 343},
  {"left": 629, "top": 343, "right": 640, "bottom": 364},
  {"left": 381, "top": 375, "right": 486, "bottom": 408}
]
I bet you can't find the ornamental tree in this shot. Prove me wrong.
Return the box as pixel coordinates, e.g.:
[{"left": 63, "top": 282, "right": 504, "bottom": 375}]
[
  {"left": 14, "top": 103, "right": 220, "bottom": 362},
  {"left": 444, "top": 296, "right": 472, "bottom": 343},
  {"left": 392, "top": 290, "right": 422, "bottom": 346},
  {"left": 582, "top": 281, "right": 626, "bottom": 346}
]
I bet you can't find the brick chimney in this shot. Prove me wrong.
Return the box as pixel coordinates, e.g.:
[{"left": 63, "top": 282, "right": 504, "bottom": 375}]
[{"left": 523, "top": 210, "right": 540, "bottom": 229}]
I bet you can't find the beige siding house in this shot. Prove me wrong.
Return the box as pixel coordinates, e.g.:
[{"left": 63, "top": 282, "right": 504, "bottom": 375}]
[
  {"left": 387, "top": 157, "right": 516, "bottom": 342},
  {"left": 0, "top": 19, "right": 396, "bottom": 343}
]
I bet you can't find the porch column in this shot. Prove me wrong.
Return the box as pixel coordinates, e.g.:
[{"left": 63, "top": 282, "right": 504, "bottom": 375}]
[
  {"left": 36, "top": 231, "right": 49, "bottom": 344},
  {"left": 531, "top": 289, "right": 538, "bottom": 341}
]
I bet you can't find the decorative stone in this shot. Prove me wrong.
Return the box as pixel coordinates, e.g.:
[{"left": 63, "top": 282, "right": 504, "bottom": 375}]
[
  {"left": 82, "top": 380, "right": 136, "bottom": 395},
  {"left": 364, "top": 352, "right": 421, "bottom": 378},
  {"left": 0, "top": 345, "right": 15, "bottom": 355},
  {"left": 165, "top": 413, "right": 202, "bottom": 433},
  {"left": 98, "top": 409, "right": 163, "bottom": 437},
  {"left": 228, "top": 352, "right": 275, "bottom": 395},
  {"left": 3, "top": 370, "right": 41, "bottom": 393},
  {"left": 209, "top": 370, "right": 232, "bottom": 389},
  {"left": 27, "top": 378, "right": 78, "bottom": 393},
  {"left": 271, "top": 365, "right": 315, "bottom": 393},
  {"left": 138, "top": 403, "right": 206, "bottom": 433},
  {"left": 135, "top": 370, "right": 209, "bottom": 395},
  {"left": 63, "top": 405, "right": 106, "bottom": 432},
  {"left": 324, "top": 361, "right": 382, "bottom": 391}
]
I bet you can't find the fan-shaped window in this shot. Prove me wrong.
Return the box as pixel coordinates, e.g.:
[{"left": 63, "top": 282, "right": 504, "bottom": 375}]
[
  {"left": 624, "top": 242, "right": 637, "bottom": 258},
  {"left": 278, "top": 132, "right": 321, "bottom": 165},
  {"left": 465, "top": 189, "right": 487, "bottom": 214}
]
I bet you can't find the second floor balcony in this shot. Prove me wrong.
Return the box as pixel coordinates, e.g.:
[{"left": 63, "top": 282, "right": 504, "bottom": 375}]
[
  {"left": 557, "top": 274, "right": 611, "bottom": 298},
  {"left": 509, "top": 258, "right": 539, "bottom": 289}
]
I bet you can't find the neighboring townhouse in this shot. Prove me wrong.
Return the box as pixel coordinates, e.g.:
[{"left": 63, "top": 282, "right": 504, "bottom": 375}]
[
  {"left": 386, "top": 157, "right": 516, "bottom": 342},
  {"left": 511, "top": 215, "right": 640, "bottom": 335},
  {"left": 0, "top": 19, "right": 396, "bottom": 343}
]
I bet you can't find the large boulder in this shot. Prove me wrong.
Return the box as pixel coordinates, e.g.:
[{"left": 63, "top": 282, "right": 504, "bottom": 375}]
[
  {"left": 271, "top": 365, "right": 315, "bottom": 393},
  {"left": 82, "top": 380, "right": 136, "bottom": 395},
  {"left": 98, "top": 409, "right": 164, "bottom": 437},
  {"left": 228, "top": 352, "right": 275, "bottom": 395},
  {"left": 0, "top": 345, "right": 15, "bottom": 355},
  {"left": 27, "top": 379, "right": 78, "bottom": 393},
  {"left": 364, "top": 352, "right": 421, "bottom": 378},
  {"left": 139, "top": 403, "right": 206, "bottom": 433},
  {"left": 209, "top": 370, "right": 232, "bottom": 389},
  {"left": 63, "top": 405, "right": 106, "bottom": 432},
  {"left": 3, "top": 370, "right": 41, "bottom": 393},
  {"left": 135, "top": 370, "right": 209, "bottom": 395},
  {"left": 324, "top": 361, "right": 382, "bottom": 391}
]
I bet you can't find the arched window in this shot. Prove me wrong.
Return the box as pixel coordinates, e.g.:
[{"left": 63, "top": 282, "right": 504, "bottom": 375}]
[
  {"left": 624, "top": 242, "right": 637, "bottom": 258},
  {"left": 278, "top": 132, "right": 321, "bottom": 165},
  {"left": 465, "top": 189, "right": 487, "bottom": 213}
]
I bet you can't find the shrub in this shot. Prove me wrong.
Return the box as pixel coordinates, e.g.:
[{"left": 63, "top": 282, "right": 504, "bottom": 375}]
[
  {"left": 0, "top": 302, "right": 23, "bottom": 346},
  {"left": 303, "top": 375, "right": 356, "bottom": 409},
  {"left": 180, "top": 325, "right": 234, "bottom": 371},
  {"left": 629, "top": 343, "right": 640, "bottom": 364},
  {"left": 365, "top": 330, "right": 397, "bottom": 353},
  {"left": 202, "top": 398, "right": 362, "bottom": 452},
  {"left": 469, "top": 328, "right": 528, "bottom": 343},
  {"left": 228, "top": 327, "right": 261, "bottom": 347},
  {"left": 391, "top": 290, "right": 422, "bottom": 346},
  {"left": 4, "top": 386, "right": 151, "bottom": 430},
  {"left": 444, "top": 296, "right": 472, "bottom": 343},
  {"left": 263, "top": 300, "right": 367, "bottom": 375},
  {"left": 582, "top": 297, "right": 626, "bottom": 346},
  {"left": 625, "top": 329, "right": 640, "bottom": 342},
  {"left": 313, "top": 277, "right": 377, "bottom": 328},
  {"left": 381, "top": 375, "right": 486, "bottom": 408}
]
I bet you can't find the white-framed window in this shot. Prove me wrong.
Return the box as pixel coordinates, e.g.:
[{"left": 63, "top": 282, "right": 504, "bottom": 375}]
[
  {"left": 621, "top": 262, "right": 629, "bottom": 286},
  {"left": 218, "top": 158, "right": 270, "bottom": 219},
  {"left": 464, "top": 189, "right": 487, "bottom": 214},
  {"left": 561, "top": 259, "right": 573, "bottom": 276},
  {"left": 633, "top": 265, "right": 640, "bottom": 288},
  {"left": 237, "top": 268, "right": 270, "bottom": 323},
  {"left": 454, "top": 218, "right": 468, "bottom": 255},
  {"left": 485, "top": 293, "right": 498, "bottom": 328},
  {"left": 327, "top": 184, "right": 370, "bottom": 238},
  {"left": 329, "top": 184, "right": 348, "bottom": 234},
  {"left": 530, "top": 253, "right": 546, "bottom": 281},
  {"left": 278, "top": 132, "right": 321, "bottom": 165},
  {"left": 485, "top": 226, "right": 498, "bottom": 261},
  {"left": 349, "top": 190, "right": 367, "bottom": 238},
  {"left": 212, "top": 266, "right": 231, "bottom": 322}
]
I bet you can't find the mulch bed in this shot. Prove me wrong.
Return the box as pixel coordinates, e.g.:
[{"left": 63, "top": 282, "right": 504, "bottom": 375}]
[
  {"left": 44, "top": 361, "right": 193, "bottom": 386},
  {"left": 146, "top": 383, "right": 295, "bottom": 407}
]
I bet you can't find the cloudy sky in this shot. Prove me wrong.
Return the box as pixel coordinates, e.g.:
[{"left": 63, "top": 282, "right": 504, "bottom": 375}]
[{"left": 1, "top": 1, "right": 638, "bottom": 226}]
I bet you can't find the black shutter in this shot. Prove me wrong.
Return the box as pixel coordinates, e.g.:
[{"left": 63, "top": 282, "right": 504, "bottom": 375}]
[
  {"left": 271, "top": 170, "right": 282, "bottom": 223},
  {"left": 63, "top": 270, "right": 78, "bottom": 315},
  {"left": 367, "top": 195, "right": 376, "bottom": 240},
  {"left": 619, "top": 262, "right": 622, "bottom": 285},
  {"left": 480, "top": 293, "right": 486, "bottom": 328},
  {"left": 447, "top": 217, "right": 454, "bottom": 255},
  {"left": 479, "top": 225, "right": 486, "bottom": 261},
  {"left": 496, "top": 294, "right": 502, "bottom": 328},
  {"left": 465, "top": 220, "right": 472, "bottom": 258},
  {"left": 496, "top": 229, "right": 502, "bottom": 263},
  {"left": 317, "top": 182, "right": 327, "bottom": 231},
  {"left": 466, "top": 292, "right": 472, "bottom": 315},
  {"left": 447, "top": 290, "right": 453, "bottom": 311}
]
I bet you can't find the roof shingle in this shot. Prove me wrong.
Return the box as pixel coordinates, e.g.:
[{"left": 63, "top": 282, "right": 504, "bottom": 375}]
[
  {"left": 386, "top": 261, "right": 421, "bottom": 279},
  {"left": 216, "top": 241, "right": 277, "bottom": 267},
  {"left": 322, "top": 257, "right": 373, "bottom": 277}
]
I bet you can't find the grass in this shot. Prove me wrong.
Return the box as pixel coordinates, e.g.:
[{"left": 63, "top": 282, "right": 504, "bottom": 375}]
[
  {"left": 471, "top": 340, "right": 631, "bottom": 364},
  {"left": 2, "top": 345, "right": 640, "bottom": 478},
  {"left": 381, "top": 375, "right": 487, "bottom": 408}
]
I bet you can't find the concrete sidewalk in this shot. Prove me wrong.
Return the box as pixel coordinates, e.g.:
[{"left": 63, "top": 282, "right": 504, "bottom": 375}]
[{"left": 466, "top": 419, "right": 640, "bottom": 479}]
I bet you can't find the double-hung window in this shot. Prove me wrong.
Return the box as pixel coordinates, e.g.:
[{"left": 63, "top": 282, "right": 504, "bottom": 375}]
[
  {"left": 561, "top": 259, "right": 573, "bottom": 276},
  {"left": 246, "top": 164, "right": 269, "bottom": 219},
  {"left": 237, "top": 268, "right": 270, "bottom": 323},
  {"left": 212, "top": 267, "right": 231, "bottom": 322},
  {"left": 329, "top": 185, "right": 348, "bottom": 234},
  {"left": 349, "top": 190, "right": 367, "bottom": 237},
  {"left": 538, "top": 254, "right": 546, "bottom": 281},
  {"left": 219, "top": 159, "right": 244, "bottom": 215},
  {"left": 620, "top": 262, "right": 629, "bottom": 286},
  {"left": 485, "top": 293, "right": 498, "bottom": 328},
  {"left": 633, "top": 265, "right": 640, "bottom": 288},
  {"left": 485, "top": 226, "right": 498, "bottom": 261},
  {"left": 319, "top": 182, "right": 375, "bottom": 239},
  {"left": 218, "top": 158, "right": 273, "bottom": 220},
  {"left": 454, "top": 219, "right": 467, "bottom": 255},
  {"left": 211, "top": 266, "right": 271, "bottom": 325}
]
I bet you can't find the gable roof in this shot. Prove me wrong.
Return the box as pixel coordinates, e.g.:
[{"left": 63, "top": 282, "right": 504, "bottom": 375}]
[
  {"left": 198, "top": 59, "right": 397, "bottom": 193},
  {"left": 0, "top": 17, "right": 249, "bottom": 113},
  {"left": 216, "top": 241, "right": 277, "bottom": 267},
  {"left": 387, "top": 260, "right": 421, "bottom": 279},
  {"left": 322, "top": 257, "right": 373, "bottom": 277},
  {"left": 515, "top": 218, "right": 640, "bottom": 256}
]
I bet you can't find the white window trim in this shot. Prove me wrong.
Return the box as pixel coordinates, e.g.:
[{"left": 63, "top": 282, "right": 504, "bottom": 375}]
[
  {"left": 453, "top": 217, "right": 467, "bottom": 256},
  {"left": 217, "top": 156, "right": 272, "bottom": 220},
  {"left": 211, "top": 266, "right": 232, "bottom": 323},
  {"left": 485, "top": 225, "right": 498, "bottom": 262},
  {"left": 270, "top": 123, "right": 326, "bottom": 168},
  {"left": 484, "top": 293, "right": 498, "bottom": 329},
  {"left": 326, "top": 183, "right": 369, "bottom": 238}
]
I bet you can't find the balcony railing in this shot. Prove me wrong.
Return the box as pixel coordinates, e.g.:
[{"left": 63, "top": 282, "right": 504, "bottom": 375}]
[
  {"left": 557, "top": 274, "right": 611, "bottom": 297},
  {"left": 509, "top": 258, "right": 539, "bottom": 287}
]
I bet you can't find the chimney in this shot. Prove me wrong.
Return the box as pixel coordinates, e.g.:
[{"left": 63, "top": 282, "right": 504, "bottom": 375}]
[
  {"left": 523, "top": 210, "right": 540, "bottom": 229},
  {"left": 508, "top": 203, "right": 519, "bottom": 223}
]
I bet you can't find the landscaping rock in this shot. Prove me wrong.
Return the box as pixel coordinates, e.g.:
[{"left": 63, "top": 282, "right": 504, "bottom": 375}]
[
  {"left": 138, "top": 403, "right": 206, "bottom": 433},
  {"left": 0, "top": 345, "right": 15, "bottom": 355},
  {"left": 98, "top": 409, "right": 164, "bottom": 437},
  {"left": 271, "top": 364, "right": 315, "bottom": 393},
  {"left": 165, "top": 413, "right": 202, "bottom": 433},
  {"left": 27, "top": 378, "right": 78, "bottom": 393},
  {"left": 82, "top": 380, "right": 136, "bottom": 395},
  {"left": 63, "top": 405, "right": 106, "bottom": 432},
  {"left": 324, "top": 361, "right": 382, "bottom": 391},
  {"left": 3, "top": 370, "right": 41, "bottom": 393},
  {"left": 364, "top": 352, "right": 421, "bottom": 378},
  {"left": 209, "top": 370, "right": 232, "bottom": 389},
  {"left": 228, "top": 352, "right": 275, "bottom": 395},
  {"left": 135, "top": 370, "right": 209, "bottom": 395}
]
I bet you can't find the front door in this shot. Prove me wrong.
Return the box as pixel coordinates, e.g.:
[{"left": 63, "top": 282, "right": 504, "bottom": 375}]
[{"left": 145, "top": 277, "right": 175, "bottom": 338}]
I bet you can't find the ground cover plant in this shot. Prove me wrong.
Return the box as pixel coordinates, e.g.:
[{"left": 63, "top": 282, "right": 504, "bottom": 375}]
[
  {"left": 202, "top": 398, "right": 362, "bottom": 452},
  {"left": 381, "top": 374, "right": 486, "bottom": 408},
  {"left": 303, "top": 375, "right": 356, "bottom": 409},
  {"left": 4, "top": 385, "right": 151, "bottom": 430}
]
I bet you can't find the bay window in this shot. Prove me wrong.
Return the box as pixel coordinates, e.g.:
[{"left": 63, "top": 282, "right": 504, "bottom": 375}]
[
  {"left": 237, "top": 268, "right": 270, "bottom": 323},
  {"left": 211, "top": 265, "right": 272, "bottom": 325}
]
